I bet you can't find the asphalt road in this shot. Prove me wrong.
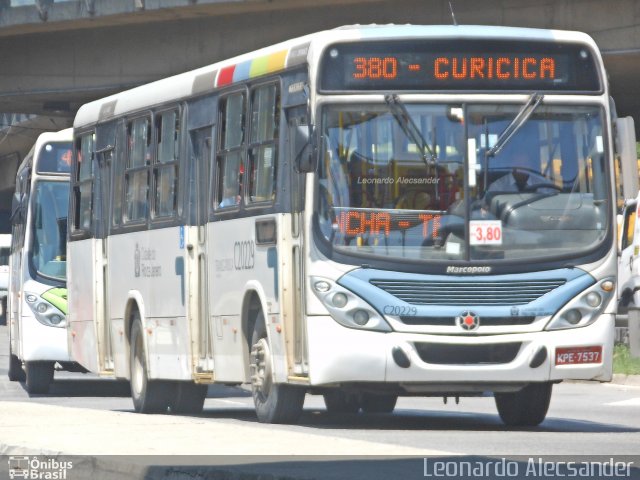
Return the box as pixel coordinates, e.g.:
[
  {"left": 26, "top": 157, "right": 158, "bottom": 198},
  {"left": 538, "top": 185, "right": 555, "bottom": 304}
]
[{"left": 1, "top": 325, "right": 640, "bottom": 479}]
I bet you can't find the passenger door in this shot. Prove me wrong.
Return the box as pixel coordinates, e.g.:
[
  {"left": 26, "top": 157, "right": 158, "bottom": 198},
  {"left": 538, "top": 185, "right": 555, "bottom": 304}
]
[
  {"left": 186, "top": 126, "right": 214, "bottom": 378},
  {"left": 94, "top": 124, "right": 117, "bottom": 372}
]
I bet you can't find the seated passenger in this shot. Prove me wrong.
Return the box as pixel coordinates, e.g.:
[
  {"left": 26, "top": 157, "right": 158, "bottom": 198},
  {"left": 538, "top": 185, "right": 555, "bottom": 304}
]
[
  {"left": 396, "top": 191, "right": 432, "bottom": 210},
  {"left": 219, "top": 184, "right": 240, "bottom": 208}
]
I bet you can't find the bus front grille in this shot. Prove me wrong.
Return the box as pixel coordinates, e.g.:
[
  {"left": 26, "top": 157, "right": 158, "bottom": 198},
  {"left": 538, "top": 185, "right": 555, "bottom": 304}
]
[
  {"left": 413, "top": 342, "right": 522, "bottom": 365},
  {"left": 370, "top": 279, "right": 565, "bottom": 306},
  {"left": 399, "top": 316, "right": 536, "bottom": 326}
]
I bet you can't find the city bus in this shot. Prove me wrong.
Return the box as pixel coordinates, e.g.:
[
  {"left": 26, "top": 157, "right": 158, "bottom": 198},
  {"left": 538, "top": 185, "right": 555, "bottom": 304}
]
[
  {"left": 7, "top": 129, "right": 74, "bottom": 394},
  {"left": 67, "top": 25, "right": 637, "bottom": 425}
]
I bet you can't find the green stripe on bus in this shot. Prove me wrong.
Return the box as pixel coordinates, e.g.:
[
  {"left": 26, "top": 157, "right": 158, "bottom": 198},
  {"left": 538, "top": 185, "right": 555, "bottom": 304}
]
[{"left": 42, "top": 288, "right": 68, "bottom": 315}]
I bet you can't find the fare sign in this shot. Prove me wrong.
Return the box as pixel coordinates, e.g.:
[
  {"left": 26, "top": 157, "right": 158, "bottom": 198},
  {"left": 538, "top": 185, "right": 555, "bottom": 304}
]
[{"left": 469, "top": 220, "right": 502, "bottom": 245}]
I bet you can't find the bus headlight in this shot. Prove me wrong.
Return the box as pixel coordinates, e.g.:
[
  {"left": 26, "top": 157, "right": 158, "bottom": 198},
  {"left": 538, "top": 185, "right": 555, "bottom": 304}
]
[
  {"left": 564, "top": 309, "right": 582, "bottom": 325},
  {"left": 311, "top": 276, "right": 391, "bottom": 332},
  {"left": 24, "top": 290, "right": 67, "bottom": 328},
  {"left": 332, "top": 293, "right": 348, "bottom": 308},
  {"left": 585, "top": 292, "right": 602, "bottom": 308},
  {"left": 353, "top": 309, "right": 370, "bottom": 326},
  {"left": 545, "top": 278, "right": 614, "bottom": 331}
]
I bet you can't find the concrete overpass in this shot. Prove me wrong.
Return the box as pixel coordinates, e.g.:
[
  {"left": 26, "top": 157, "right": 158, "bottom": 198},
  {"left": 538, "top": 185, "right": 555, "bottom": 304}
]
[{"left": 0, "top": 0, "right": 639, "bottom": 218}]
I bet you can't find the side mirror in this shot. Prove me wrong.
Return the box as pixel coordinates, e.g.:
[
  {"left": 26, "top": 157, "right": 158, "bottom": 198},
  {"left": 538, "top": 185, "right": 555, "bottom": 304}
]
[
  {"left": 616, "top": 117, "right": 638, "bottom": 200},
  {"left": 292, "top": 124, "right": 316, "bottom": 173},
  {"left": 10, "top": 192, "right": 24, "bottom": 226}
]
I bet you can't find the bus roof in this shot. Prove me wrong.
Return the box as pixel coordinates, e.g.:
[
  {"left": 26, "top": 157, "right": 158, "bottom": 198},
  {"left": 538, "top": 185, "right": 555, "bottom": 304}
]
[{"left": 73, "top": 24, "right": 600, "bottom": 129}]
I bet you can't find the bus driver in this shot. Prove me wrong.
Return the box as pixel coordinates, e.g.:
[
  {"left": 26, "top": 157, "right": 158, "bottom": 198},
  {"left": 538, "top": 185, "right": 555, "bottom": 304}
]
[{"left": 486, "top": 150, "right": 549, "bottom": 193}]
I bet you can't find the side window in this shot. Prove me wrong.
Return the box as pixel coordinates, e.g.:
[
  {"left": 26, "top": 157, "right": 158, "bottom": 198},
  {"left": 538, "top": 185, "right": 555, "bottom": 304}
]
[
  {"left": 11, "top": 171, "right": 29, "bottom": 251},
  {"left": 153, "top": 110, "right": 180, "bottom": 218},
  {"left": 72, "top": 132, "right": 95, "bottom": 233},
  {"left": 125, "top": 117, "right": 151, "bottom": 223},
  {"left": 216, "top": 92, "right": 245, "bottom": 209},
  {"left": 111, "top": 123, "right": 125, "bottom": 227},
  {"left": 248, "top": 83, "right": 279, "bottom": 204}
]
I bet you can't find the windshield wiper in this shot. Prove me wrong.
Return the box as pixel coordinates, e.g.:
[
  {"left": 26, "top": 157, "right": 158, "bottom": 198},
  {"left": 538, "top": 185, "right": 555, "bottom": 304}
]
[
  {"left": 486, "top": 93, "right": 544, "bottom": 157},
  {"left": 384, "top": 94, "right": 437, "bottom": 166}
]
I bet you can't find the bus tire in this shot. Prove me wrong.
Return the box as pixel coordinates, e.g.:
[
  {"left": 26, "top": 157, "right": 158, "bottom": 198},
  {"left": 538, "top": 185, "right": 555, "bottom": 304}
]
[
  {"left": 130, "top": 316, "right": 174, "bottom": 413},
  {"left": 323, "top": 390, "right": 361, "bottom": 414},
  {"left": 0, "top": 297, "right": 7, "bottom": 326},
  {"left": 494, "top": 382, "right": 553, "bottom": 427},
  {"left": 170, "top": 382, "right": 207, "bottom": 414},
  {"left": 360, "top": 393, "right": 397, "bottom": 414},
  {"left": 25, "top": 361, "right": 54, "bottom": 394},
  {"left": 8, "top": 348, "right": 26, "bottom": 382},
  {"left": 250, "top": 313, "right": 305, "bottom": 424}
]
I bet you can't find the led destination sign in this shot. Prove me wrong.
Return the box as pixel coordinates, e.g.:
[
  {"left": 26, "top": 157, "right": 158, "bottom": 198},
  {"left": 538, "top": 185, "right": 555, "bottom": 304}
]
[
  {"left": 334, "top": 209, "right": 442, "bottom": 240},
  {"left": 320, "top": 39, "right": 601, "bottom": 92},
  {"left": 353, "top": 55, "right": 556, "bottom": 81}
]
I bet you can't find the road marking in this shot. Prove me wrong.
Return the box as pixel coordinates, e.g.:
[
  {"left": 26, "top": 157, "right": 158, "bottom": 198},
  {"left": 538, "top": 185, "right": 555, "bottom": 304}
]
[{"left": 605, "top": 397, "right": 640, "bottom": 407}]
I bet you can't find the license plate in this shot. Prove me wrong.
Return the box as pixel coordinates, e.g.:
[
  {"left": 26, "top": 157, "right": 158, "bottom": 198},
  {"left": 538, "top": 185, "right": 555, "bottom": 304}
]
[{"left": 555, "top": 346, "right": 602, "bottom": 365}]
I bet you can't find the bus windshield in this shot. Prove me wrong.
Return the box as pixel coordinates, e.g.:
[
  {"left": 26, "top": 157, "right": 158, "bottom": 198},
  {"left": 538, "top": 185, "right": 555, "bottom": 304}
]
[
  {"left": 317, "top": 103, "right": 609, "bottom": 263},
  {"left": 29, "top": 181, "right": 70, "bottom": 281}
]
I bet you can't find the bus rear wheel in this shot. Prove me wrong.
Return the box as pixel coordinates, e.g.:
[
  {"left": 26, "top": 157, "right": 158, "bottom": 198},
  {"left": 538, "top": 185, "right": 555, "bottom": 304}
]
[
  {"left": 250, "top": 313, "right": 305, "bottom": 424},
  {"left": 130, "top": 315, "right": 174, "bottom": 413},
  {"left": 494, "top": 382, "right": 553, "bottom": 427},
  {"left": 169, "top": 382, "right": 207, "bottom": 414},
  {"left": 25, "top": 361, "right": 54, "bottom": 394}
]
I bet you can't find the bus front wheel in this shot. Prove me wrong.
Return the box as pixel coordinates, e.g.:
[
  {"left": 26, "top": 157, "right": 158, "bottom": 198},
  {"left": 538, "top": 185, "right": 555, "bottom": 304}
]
[
  {"left": 130, "top": 315, "right": 174, "bottom": 413},
  {"left": 0, "top": 297, "right": 7, "bottom": 326},
  {"left": 249, "top": 313, "right": 305, "bottom": 424},
  {"left": 8, "top": 346, "right": 26, "bottom": 382},
  {"left": 494, "top": 382, "right": 553, "bottom": 427},
  {"left": 25, "top": 361, "right": 54, "bottom": 394},
  {"left": 323, "top": 390, "right": 361, "bottom": 414},
  {"left": 360, "top": 393, "right": 398, "bottom": 414}
]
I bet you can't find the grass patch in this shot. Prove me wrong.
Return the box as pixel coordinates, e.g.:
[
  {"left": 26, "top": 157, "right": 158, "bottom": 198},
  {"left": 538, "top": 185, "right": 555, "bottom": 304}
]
[{"left": 613, "top": 344, "right": 640, "bottom": 375}]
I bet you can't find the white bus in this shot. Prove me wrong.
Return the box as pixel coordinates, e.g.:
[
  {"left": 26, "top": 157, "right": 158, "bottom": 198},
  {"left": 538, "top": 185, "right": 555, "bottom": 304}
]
[
  {"left": 68, "top": 25, "right": 637, "bottom": 425},
  {"left": 8, "top": 129, "right": 74, "bottom": 394}
]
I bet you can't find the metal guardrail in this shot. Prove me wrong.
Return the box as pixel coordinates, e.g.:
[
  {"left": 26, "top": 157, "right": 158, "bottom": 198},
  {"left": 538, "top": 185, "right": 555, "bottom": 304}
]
[
  {"left": 628, "top": 308, "right": 640, "bottom": 358},
  {"left": 613, "top": 313, "right": 639, "bottom": 358},
  {"left": 0, "top": 113, "right": 36, "bottom": 129},
  {"left": 616, "top": 314, "right": 630, "bottom": 344},
  {"left": 619, "top": 312, "right": 640, "bottom": 358},
  {"left": 2, "top": 1, "right": 91, "bottom": 21}
]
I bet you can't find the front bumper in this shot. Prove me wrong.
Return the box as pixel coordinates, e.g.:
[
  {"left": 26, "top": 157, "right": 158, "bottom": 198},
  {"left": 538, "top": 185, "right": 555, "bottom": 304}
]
[
  {"left": 305, "top": 313, "right": 614, "bottom": 390},
  {"left": 21, "top": 314, "right": 71, "bottom": 362}
]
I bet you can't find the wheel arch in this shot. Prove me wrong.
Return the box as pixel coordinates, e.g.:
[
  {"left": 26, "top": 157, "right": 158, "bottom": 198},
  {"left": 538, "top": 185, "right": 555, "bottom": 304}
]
[
  {"left": 123, "top": 291, "right": 147, "bottom": 379},
  {"left": 240, "top": 286, "right": 268, "bottom": 380}
]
